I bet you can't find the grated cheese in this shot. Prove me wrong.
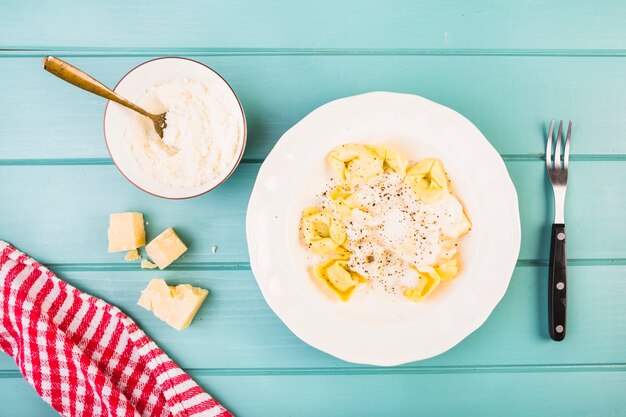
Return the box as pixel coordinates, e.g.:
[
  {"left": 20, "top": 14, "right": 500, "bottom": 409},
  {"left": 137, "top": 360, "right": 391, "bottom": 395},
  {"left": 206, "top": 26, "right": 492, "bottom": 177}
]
[{"left": 126, "top": 77, "right": 242, "bottom": 188}]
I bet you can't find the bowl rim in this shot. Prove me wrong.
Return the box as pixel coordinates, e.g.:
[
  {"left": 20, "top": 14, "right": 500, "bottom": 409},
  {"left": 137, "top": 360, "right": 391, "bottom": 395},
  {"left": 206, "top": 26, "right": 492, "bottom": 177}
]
[{"left": 103, "top": 56, "right": 247, "bottom": 200}]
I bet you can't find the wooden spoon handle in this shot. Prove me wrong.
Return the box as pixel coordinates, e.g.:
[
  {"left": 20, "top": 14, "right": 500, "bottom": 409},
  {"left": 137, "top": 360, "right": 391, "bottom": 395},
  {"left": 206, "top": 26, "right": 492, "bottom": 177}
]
[{"left": 42, "top": 56, "right": 153, "bottom": 119}]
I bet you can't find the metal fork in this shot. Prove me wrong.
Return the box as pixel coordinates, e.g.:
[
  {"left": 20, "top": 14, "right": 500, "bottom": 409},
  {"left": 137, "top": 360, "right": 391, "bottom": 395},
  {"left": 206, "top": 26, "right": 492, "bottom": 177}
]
[{"left": 546, "top": 120, "right": 572, "bottom": 341}]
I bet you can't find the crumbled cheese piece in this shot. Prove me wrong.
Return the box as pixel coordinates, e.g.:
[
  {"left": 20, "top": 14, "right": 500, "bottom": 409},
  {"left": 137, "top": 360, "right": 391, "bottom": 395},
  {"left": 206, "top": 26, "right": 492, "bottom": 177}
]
[
  {"left": 108, "top": 212, "right": 146, "bottom": 252},
  {"left": 141, "top": 259, "right": 158, "bottom": 269},
  {"left": 137, "top": 279, "right": 208, "bottom": 330},
  {"left": 145, "top": 227, "right": 187, "bottom": 269},
  {"left": 124, "top": 249, "right": 141, "bottom": 261}
]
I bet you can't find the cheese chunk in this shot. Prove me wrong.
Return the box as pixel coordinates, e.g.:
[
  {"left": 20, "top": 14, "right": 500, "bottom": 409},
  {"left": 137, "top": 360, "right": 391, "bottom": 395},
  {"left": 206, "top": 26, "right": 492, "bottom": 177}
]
[
  {"left": 137, "top": 279, "right": 208, "bottom": 330},
  {"left": 124, "top": 249, "right": 141, "bottom": 261},
  {"left": 141, "top": 259, "right": 158, "bottom": 269},
  {"left": 108, "top": 212, "right": 146, "bottom": 252},
  {"left": 145, "top": 227, "right": 187, "bottom": 269}
]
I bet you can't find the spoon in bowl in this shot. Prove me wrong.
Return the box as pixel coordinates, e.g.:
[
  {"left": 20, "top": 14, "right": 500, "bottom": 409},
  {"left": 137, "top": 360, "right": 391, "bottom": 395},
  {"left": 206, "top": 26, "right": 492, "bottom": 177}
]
[{"left": 42, "top": 56, "right": 168, "bottom": 139}]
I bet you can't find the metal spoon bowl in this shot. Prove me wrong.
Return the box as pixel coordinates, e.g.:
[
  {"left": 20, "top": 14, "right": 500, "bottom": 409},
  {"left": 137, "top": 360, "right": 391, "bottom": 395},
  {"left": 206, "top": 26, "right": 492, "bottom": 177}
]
[{"left": 43, "top": 56, "right": 167, "bottom": 139}]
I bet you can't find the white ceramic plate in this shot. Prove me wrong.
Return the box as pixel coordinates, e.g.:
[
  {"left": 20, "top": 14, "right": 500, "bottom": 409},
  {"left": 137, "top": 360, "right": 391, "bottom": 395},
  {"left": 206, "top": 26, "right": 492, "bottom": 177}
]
[
  {"left": 246, "top": 92, "right": 520, "bottom": 366},
  {"left": 104, "top": 57, "right": 246, "bottom": 199}
]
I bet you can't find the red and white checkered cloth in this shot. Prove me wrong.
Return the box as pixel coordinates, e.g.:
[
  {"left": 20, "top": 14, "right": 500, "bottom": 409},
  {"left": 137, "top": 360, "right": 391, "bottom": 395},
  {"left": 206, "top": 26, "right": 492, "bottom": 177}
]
[{"left": 0, "top": 241, "right": 233, "bottom": 417}]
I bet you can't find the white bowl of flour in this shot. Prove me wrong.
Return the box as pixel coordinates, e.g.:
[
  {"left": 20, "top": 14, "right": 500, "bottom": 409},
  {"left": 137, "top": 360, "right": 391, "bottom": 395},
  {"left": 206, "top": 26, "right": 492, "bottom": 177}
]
[{"left": 104, "top": 57, "right": 246, "bottom": 199}]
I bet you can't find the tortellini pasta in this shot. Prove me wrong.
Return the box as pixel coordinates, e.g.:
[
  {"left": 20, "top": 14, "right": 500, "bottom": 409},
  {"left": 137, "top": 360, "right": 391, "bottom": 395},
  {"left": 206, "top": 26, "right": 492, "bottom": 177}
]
[
  {"left": 301, "top": 208, "right": 346, "bottom": 255},
  {"left": 435, "top": 257, "right": 458, "bottom": 281},
  {"left": 328, "top": 144, "right": 384, "bottom": 186},
  {"left": 459, "top": 213, "right": 472, "bottom": 237},
  {"left": 302, "top": 144, "right": 470, "bottom": 303},
  {"left": 328, "top": 185, "right": 365, "bottom": 219},
  {"left": 404, "top": 158, "right": 449, "bottom": 203},
  {"left": 313, "top": 254, "right": 367, "bottom": 301},
  {"left": 328, "top": 144, "right": 410, "bottom": 186},
  {"left": 403, "top": 269, "right": 441, "bottom": 302},
  {"left": 371, "top": 145, "right": 409, "bottom": 178}
]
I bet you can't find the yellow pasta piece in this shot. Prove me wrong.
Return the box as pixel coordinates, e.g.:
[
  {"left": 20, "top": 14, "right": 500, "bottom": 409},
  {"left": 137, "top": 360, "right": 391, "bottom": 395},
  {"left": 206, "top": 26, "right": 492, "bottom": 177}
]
[
  {"left": 328, "top": 185, "right": 367, "bottom": 219},
  {"left": 301, "top": 208, "right": 347, "bottom": 255},
  {"left": 328, "top": 144, "right": 384, "bottom": 185},
  {"left": 405, "top": 158, "right": 449, "bottom": 203},
  {"left": 371, "top": 145, "right": 409, "bottom": 178},
  {"left": 328, "top": 185, "right": 353, "bottom": 218},
  {"left": 459, "top": 212, "right": 472, "bottom": 236},
  {"left": 308, "top": 238, "right": 340, "bottom": 255},
  {"left": 302, "top": 206, "right": 322, "bottom": 218},
  {"left": 329, "top": 184, "right": 351, "bottom": 201},
  {"left": 435, "top": 257, "right": 458, "bottom": 281},
  {"left": 403, "top": 269, "right": 441, "bottom": 302},
  {"left": 314, "top": 255, "right": 366, "bottom": 301}
]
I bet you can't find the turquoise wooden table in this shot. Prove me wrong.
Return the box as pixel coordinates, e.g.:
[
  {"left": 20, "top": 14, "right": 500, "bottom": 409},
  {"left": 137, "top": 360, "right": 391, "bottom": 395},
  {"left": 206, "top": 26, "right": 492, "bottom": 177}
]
[{"left": 1, "top": 1, "right": 626, "bottom": 415}]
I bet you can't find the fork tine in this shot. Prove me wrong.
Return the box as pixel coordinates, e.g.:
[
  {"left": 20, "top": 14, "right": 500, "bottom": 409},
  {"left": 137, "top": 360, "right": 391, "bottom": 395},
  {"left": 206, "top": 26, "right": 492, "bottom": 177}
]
[
  {"left": 564, "top": 120, "right": 572, "bottom": 170},
  {"left": 546, "top": 120, "right": 554, "bottom": 169},
  {"left": 554, "top": 120, "right": 563, "bottom": 169}
]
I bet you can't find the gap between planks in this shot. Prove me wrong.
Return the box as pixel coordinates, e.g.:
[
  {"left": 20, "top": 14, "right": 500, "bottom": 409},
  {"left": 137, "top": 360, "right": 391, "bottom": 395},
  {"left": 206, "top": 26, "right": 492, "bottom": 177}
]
[
  {"left": 0, "top": 363, "right": 625, "bottom": 378},
  {"left": 5, "top": 47, "right": 626, "bottom": 58},
  {"left": 3, "top": 155, "right": 626, "bottom": 167},
  {"left": 45, "top": 258, "right": 626, "bottom": 272}
]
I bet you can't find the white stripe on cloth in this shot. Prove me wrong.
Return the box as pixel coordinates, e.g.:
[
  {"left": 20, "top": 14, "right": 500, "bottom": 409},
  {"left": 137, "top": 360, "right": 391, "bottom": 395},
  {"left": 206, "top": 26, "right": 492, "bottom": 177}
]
[
  {"left": 53, "top": 289, "right": 75, "bottom": 326},
  {"left": 163, "top": 379, "right": 196, "bottom": 398},
  {"left": 182, "top": 392, "right": 215, "bottom": 409},
  {"left": 130, "top": 329, "right": 144, "bottom": 341},
  {"left": 53, "top": 310, "right": 71, "bottom": 414},
  {"left": 147, "top": 353, "right": 170, "bottom": 370},
  {"left": 156, "top": 367, "right": 185, "bottom": 385},
  {"left": 78, "top": 306, "right": 105, "bottom": 352},
  {"left": 92, "top": 315, "right": 119, "bottom": 364},
  {"left": 138, "top": 340, "right": 159, "bottom": 357},
  {"left": 189, "top": 403, "right": 224, "bottom": 417},
  {"left": 20, "top": 266, "right": 46, "bottom": 382},
  {"left": 169, "top": 401, "right": 184, "bottom": 415},
  {"left": 66, "top": 302, "right": 90, "bottom": 335},
  {"left": 5, "top": 263, "right": 32, "bottom": 359}
]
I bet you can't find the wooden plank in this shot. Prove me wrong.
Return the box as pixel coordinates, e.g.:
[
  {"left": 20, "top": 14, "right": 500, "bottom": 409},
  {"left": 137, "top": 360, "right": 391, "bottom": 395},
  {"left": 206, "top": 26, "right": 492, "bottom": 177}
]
[
  {"left": 0, "top": 161, "right": 625, "bottom": 265},
  {"left": 2, "top": 56, "right": 626, "bottom": 160},
  {"left": 2, "top": 2, "right": 624, "bottom": 416},
  {"left": 1, "top": 1, "right": 626, "bottom": 50},
  {"left": 141, "top": 371, "right": 626, "bottom": 417},
  {"left": 1, "top": 369, "right": 624, "bottom": 417},
  {"left": 0, "top": 163, "right": 256, "bottom": 265},
  {"left": 1, "top": 265, "right": 625, "bottom": 371},
  {"left": 0, "top": 375, "right": 68, "bottom": 416}
]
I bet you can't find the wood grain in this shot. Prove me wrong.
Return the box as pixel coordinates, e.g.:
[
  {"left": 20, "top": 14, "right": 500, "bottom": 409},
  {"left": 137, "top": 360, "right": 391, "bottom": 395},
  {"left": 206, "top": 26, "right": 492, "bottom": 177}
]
[
  {"left": 1, "top": 56, "right": 626, "bottom": 160},
  {"left": 1, "top": 1, "right": 626, "bottom": 51},
  {"left": 2, "top": 1, "right": 626, "bottom": 414},
  {"left": 1, "top": 369, "right": 625, "bottom": 417},
  {"left": 1, "top": 265, "right": 624, "bottom": 373},
  {"left": 1, "top": 160, "right": 625, "bottom": 265}
]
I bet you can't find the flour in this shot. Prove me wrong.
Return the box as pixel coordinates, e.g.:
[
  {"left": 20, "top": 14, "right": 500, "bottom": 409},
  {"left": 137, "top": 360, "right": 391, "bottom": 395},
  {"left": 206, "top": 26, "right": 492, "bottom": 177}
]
[{"left": 126, "top": 77, "right": 242, "bottom": 188}]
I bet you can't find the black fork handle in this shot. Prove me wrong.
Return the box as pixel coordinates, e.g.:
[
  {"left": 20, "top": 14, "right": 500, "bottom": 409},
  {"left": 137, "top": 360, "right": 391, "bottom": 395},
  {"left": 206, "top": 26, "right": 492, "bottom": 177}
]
[{"left": 549, "top": 223, "right": 567, "bottom": 341}]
